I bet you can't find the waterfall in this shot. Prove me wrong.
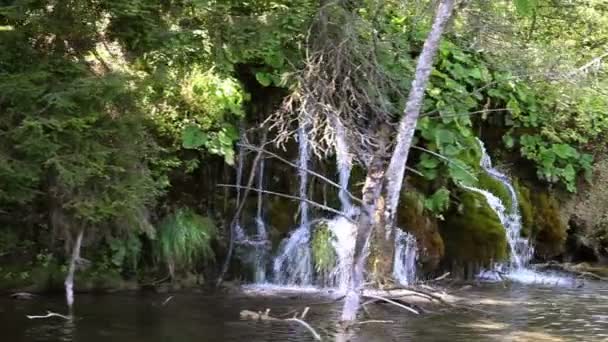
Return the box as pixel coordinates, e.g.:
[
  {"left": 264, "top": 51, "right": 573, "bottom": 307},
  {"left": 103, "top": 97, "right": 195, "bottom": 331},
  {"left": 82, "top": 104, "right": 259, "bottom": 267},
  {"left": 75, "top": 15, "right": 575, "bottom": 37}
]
[
  {"left": 477, "top": 139, "right": 533, "bottom": 269},
  {"left": 271, "top": 119, "right": 313, "bottom": 285},
  {"left": 252, "top": 157, "right": 268, "bottom": 283},
  {"left": 332, "top": 115, "right": 353, "bottom": 216},
  {"left": 326, "top": 215, "right": 358, "bottom": 291},
  {"left": 393, "top": 230, "right": 418, "bottom": 286},
  {"left": 471, "top": 139, "right": 571, "bottom": 285},
  {"left": 234, "top": 127, "right": 246, "bottom": 243}
]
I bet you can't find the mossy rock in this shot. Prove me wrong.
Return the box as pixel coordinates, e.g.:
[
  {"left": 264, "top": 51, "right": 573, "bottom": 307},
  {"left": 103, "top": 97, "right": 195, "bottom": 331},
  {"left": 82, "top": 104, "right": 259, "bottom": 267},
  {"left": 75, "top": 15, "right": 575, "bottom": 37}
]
[
  {"left": 477, "top": 172, "right": 513, "bottom": 211},
  {"left": 514, "top": 179, "right": 534, "bottom": 238},
  {"left": 440, "top": 190, "right": 508, "bottom": 267},
  {"left": 532, "top": 192, "right": 568, "bottom": 259},
  {"left": 397, "top": 190, "right": 444, "bottom": 272},
  {"left": 513, "top": 180, "right": 568, "bottom": 259}
]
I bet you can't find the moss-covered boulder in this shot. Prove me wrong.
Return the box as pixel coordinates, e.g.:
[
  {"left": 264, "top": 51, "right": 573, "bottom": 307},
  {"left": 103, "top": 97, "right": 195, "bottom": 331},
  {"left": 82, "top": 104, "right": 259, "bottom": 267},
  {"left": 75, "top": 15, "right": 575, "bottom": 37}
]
[
  {"left": 440, "top": 190, "right": 508, "bottom": 268},
  {"left": 478, "top": 172, "right": 513, "bottom": 211},
  {"left": 397, "top": 190, "right": 444, "bottom": 273},
  {"left": 513, "top": 180, "right": 568, "bottom": 260}
]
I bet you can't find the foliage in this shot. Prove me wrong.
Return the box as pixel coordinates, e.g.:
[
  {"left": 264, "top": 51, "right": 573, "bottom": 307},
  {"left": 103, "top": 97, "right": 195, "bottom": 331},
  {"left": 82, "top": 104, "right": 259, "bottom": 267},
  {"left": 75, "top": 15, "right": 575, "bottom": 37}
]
[
  {"left": 423, "top": 188, "right": 451, "bottom": 216},
  {"left": 311, "top": 222, "right": 336, "bottom": 275},
  {"left": 155, "top": 208, "right": 217, "bottom": 276}
]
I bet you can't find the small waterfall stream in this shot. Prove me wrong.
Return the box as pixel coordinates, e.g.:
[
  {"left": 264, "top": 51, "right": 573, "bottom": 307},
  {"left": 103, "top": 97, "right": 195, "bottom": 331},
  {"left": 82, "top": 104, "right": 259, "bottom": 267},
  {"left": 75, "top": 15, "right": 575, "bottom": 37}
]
[
  {"left": 393, "top": 230, "right": 418, "bottom": 286},
  {"left": 272, "top": 121, "right": 313, "bottom": 285},
  {"left": 471, "top": 139, "right": 570, "bottom": 285}
]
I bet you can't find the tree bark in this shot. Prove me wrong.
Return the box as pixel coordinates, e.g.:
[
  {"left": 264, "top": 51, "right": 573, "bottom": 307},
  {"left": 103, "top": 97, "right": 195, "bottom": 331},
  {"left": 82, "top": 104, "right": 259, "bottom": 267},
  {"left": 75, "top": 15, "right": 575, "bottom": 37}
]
[
  {"left": 341, "top": 0, "right": 456, "bottom": 323},
  {"left": 384, "top": 0, "right": 456, "bottom": 229},
  {"left": 65, "top": 228, "right": 84, "bottom": 314}
]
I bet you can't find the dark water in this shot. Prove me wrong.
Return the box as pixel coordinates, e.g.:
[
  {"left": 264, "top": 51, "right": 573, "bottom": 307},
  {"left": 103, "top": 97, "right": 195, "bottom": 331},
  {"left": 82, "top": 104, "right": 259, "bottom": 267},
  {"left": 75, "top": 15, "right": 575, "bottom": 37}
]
[{"left": 2, "top": 282, "right": 608, "bottom": 342}]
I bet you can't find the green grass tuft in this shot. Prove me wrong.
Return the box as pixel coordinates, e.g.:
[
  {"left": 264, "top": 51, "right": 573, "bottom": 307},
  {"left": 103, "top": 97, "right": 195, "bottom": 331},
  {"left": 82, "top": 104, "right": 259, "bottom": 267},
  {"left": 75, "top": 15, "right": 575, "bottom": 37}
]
[{"left": 155, "top": 207, "right": 216, "bottom": 276}]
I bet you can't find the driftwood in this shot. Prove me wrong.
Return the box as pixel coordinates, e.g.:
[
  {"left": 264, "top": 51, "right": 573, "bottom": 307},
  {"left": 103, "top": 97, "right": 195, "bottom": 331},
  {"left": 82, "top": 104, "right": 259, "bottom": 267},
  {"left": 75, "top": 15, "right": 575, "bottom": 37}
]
[
  {"left": 240, "top": 306, "right": 322, "bottom": 341},
  {"left": 362, "top": 294, "right": 419, "bottom": 315},
  {"left": 27, "top": 311, "right": 71, "bottom": 320},
  {"left": 11, "top": 292, "right": 37, "bottom": 300}
]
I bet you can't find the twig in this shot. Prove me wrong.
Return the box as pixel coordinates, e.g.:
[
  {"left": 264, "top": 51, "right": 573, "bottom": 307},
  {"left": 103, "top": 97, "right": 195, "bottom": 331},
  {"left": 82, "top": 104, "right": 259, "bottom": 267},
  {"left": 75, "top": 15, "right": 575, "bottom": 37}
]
[
  {"left": 240, "top": 143, "right": 363, "bottom": 206},
  {"left": 284, "top": 317, "right": 322, "bottom": 341},
  {"left": 27, "top": 311, "right": 71, "bottom": 320},
  {"left": 355, "top": 320, "right": 394, "bottom": 325},
  {"left": 162, "top": 296, "right": 174, "bottom": 306},
  {"left": 363, "top": 294, "right": 419, "bottom": 315},
  {"left": 216, "top": 184, "right": 356, "bottom": 224},
  {"left": 429, "top": 272, "right": 450, "bottom": 282}
]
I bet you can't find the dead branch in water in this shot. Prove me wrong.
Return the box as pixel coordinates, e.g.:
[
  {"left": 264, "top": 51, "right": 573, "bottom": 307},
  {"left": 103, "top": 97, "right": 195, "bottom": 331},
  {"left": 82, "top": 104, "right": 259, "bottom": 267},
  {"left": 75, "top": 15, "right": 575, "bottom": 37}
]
[
  {"left": 27, "top": 311, "right": 71, "bottom": 320},
  {"left": 356, "top": 320, "right": 394, "bottom": 325},
  {"left": 362, "top": 294, "right": 419, "bottom": 315},
  {"left": 240, "top": 307, "right": 321, "bottom": 341}
]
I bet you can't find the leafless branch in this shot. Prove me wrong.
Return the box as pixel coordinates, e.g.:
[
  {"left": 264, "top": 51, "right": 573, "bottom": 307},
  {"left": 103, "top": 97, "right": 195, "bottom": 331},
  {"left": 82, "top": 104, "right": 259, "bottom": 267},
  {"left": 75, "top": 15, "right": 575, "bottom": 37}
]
[{"left": 217, "top": 184, "right": 356, "bottom": 223}]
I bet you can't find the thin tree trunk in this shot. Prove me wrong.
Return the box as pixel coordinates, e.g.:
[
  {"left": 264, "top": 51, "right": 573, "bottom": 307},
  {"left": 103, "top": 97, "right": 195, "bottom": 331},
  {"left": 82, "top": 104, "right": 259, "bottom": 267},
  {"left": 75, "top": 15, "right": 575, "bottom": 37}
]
[
  {"left": 384, "top": 0, "right": 456, "bottom": 229},
  {"left": 65, "top": 228, "right": 84, "bottom": 314},
  {"left": 217, "top": 130, "right": 268, "bottom": 287},
  {"left": 341, "top": 0, "right": 456, "bottom": 324},
  {"left": 342, "top": 155, "right": 385, "bottom": 322}
]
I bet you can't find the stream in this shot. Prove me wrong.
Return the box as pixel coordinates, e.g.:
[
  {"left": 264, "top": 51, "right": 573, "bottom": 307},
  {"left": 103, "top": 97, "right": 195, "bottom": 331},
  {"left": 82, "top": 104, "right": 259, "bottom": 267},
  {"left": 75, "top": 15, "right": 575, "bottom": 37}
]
[{"left": 2, "top": 281, "right": 607, "bottom": 342}]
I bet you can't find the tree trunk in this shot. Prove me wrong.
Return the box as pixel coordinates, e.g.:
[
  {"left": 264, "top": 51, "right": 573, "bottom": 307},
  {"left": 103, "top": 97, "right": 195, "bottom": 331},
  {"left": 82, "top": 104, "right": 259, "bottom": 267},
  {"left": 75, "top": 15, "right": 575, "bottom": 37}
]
[
  {"left": 65, "top": 228, "right": 84, "bottom": 314},
  {"left": 384, "top": 0, "right": 456, "bottom": 229},
  {"left": 340, "top": 0, "right": 456, "bottom": 323},
  {"left": 341, "top": 155, "right": 385, "bottom": 322}
]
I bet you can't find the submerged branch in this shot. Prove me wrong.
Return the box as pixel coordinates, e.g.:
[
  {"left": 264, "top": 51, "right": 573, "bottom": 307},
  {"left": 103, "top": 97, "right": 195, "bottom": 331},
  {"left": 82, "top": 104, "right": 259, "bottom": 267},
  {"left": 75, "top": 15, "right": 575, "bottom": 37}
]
[
  {"left": 27, "top": 311, "right": 71, "bottom": 320},
  {"left": 240, "top": 307, "right": 322, "bottom": 341},
  {"left": 363, "top": 294, "right": 420, "bottom": 315},
  {"left": 216, "top": 184, "right": 356, "bottom": 224}
]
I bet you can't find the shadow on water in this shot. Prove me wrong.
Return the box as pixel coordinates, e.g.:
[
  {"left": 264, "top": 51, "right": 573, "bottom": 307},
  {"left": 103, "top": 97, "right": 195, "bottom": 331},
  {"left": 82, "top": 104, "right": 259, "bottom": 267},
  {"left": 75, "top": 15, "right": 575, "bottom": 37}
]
[{"left": 2, "top": 282, "right": 608, "bottom": 342}]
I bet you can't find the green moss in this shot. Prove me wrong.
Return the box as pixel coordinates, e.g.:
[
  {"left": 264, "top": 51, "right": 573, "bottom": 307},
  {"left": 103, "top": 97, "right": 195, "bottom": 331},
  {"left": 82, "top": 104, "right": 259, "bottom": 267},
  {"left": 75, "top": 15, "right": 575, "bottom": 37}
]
[
  {"left": 441, "top": 191, "right": 508, "bottom": 266},
  {"left": 533, "top": 192, "right": 567, "bottom": 258},
  {"left": 311, "top": 221, "right": 336, "bottom": 275},
  {"left": 477, "top": 171, "right": 513, "bottom": 211},
  {"left": 514, "top": 179, "right": 534, "bottom": 238},
  {"left": 397, "top": 189, "right": 444, "bottom": 272}
]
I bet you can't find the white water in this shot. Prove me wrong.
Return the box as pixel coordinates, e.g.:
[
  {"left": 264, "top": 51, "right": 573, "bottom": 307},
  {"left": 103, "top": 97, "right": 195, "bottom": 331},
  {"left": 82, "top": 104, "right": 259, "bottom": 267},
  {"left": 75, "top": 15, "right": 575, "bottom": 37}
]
[
  {"left": 473, "top": 139, "right": 571, "bottom": 285},
  {"left": 393, "top": 230, "right": 418, "bottom": 286},
  {"left": 327, "top": 215, "right": 357, "bottom": 291},
  {"left": 332, "top": 115, "right": 354, "bottom": 216},
  {"left": 272, "top": 120, "right": 313, "bottom": 285}
]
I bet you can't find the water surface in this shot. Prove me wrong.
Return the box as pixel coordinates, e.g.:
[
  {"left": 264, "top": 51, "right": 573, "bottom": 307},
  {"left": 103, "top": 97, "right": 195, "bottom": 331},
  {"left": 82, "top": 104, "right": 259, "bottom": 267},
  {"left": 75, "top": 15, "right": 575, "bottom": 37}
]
[{"left": 2, "top": 282, "right": 607, "bottom": 341}]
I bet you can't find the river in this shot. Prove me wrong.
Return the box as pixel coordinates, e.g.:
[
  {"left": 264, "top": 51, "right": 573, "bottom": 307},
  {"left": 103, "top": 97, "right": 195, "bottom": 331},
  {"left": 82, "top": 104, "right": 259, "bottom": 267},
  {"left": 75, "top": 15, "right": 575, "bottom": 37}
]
[{"left": 2, "top": 282, "right": 607, "bottom": 341}]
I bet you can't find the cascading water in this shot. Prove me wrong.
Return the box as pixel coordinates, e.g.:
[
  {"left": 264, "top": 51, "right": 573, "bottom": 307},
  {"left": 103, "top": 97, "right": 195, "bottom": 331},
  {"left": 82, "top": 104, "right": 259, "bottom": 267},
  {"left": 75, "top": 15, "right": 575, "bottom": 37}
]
[
  {"left": 393, "top": 230, "right": 418, "bottom": 286},
  {"left": 471, "top": 139, "right": 571, "bottom": 285},
  {"left": 272, "top": 121, "right": 313, "bottom": 285},
  {"left": 477, "top": 140, "right": 533, "bottom": 270}
]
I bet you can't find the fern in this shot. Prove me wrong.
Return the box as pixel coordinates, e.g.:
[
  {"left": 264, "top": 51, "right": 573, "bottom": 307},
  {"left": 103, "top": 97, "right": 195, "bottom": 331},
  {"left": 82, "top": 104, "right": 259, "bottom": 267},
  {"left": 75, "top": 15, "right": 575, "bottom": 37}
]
[{"left": 155, "top": 208, "right": 216, "bottom": 277}]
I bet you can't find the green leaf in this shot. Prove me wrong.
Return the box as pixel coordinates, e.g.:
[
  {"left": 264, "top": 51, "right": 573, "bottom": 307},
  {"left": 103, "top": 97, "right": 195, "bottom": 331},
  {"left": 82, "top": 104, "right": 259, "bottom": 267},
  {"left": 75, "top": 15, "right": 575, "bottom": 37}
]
[
  {"left": 182, "top": 125, "right": 208, "bottom": 149},
  {"left": 435, "top": 128, "right": 456, "bottom": 145},
  {"left": 419, "top": 154, "right": 441, "bottom": 169},
  {"left": 552, "top": 144, "right": 578, "bottom": 159},
  {"left": 514, "top": 0, "right": 537, "bottom": 16},
  {"left": 424, "top": 188, "right": 451, "bottom": 214},
  {"left": 503, "top": 134, "right": 515, "bottom": 149},
  {"left": 255, "top": 72, "right": 272, "bottom": 87}
]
